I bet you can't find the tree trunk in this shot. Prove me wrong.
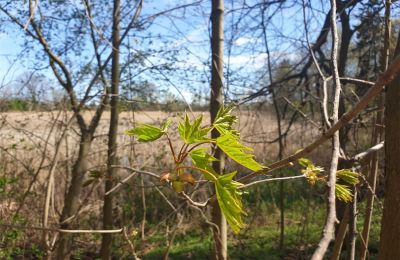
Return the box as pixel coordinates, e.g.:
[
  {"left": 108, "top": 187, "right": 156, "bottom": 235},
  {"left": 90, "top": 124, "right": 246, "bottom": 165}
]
[
  {"left": 56, "top": 132, "right": 92, "bottom": 259},
  {"left": 210, "top": 0, "right": 226, "bottom": 259},
  {"left": 378, "top": 30, "right": 400, "bottom": 259},
  {"left": 100, "top": 0, "right": 121, "bottom": 258}
]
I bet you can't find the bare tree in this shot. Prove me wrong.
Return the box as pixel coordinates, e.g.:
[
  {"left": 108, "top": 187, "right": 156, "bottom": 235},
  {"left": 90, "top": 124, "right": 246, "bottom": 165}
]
[{"left": 210, "top": 0, "right": 227, "bottom": 259}]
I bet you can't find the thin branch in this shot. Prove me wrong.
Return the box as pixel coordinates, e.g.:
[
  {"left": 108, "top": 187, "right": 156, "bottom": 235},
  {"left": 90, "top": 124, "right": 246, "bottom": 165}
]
[
  {"left": 353, "top": 142, "right": 384, "bottom": 162},
  {"left": 181, "top": 192, "right": 210, "bottom": 207},
  {"left": 110, "top": 165, "right": 160, "bottom": 179},
  {"left": 0, "top": 223, "right": 123, "bottom": 234},
  {"left": 239, "top": 54, "right": 400, "bottom": 183},
  {"left": 312, "top": 0, "right": 342, "bottom": 257},
  {"left": 239, "top": 174, "right": 305, "bottom": 189},
  {"left": 123, "top": 228, "right": 141, "bottom": 260}
]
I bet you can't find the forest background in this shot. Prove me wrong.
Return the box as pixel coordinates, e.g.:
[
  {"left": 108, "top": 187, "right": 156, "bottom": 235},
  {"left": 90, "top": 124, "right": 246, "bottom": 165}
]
[{"left": 0, "top": 0, "right": 400, "bottom": 259}]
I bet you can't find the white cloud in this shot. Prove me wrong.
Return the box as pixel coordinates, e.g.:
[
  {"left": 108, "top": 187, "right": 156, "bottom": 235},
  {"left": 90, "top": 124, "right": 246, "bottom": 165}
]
[
  {"left": 233, "top": 37, "right": 258, "bottom": 46},
  {"left": 228, "top": 53, "right": 268, "bottom": 69}
]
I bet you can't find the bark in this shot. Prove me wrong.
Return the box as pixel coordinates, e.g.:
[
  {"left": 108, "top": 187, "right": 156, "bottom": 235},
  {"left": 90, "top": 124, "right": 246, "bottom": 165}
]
[
  {"left": 360, "top": 1, "right": 390, "bottom": 259},
  {"left": 210, "top": 0, "right": 227, "bottom": 259},
  {"left": 56, "top": 132, "right": 92, "bottom": 259},
  {"left": 378, "top": 30, "right": 400, "bottom": 260},
  {"left": 312, "top": 0, "right": 341, "bottom": 258},
  {"left": 100, "top": 0, "right": 121, "bottom": 258}
]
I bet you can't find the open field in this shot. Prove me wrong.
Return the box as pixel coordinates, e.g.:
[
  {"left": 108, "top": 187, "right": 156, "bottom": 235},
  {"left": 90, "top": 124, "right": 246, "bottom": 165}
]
[{"left": 0, "top": 110, "right": 352, "bottom": 259}]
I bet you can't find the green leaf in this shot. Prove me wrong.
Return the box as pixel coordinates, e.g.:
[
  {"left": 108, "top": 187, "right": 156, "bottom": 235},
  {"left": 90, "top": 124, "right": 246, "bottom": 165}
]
[
  {"left": 213, "top": 105, "right": 239, "bottom": 137},
  {"left": 335, "top": 183, "right": 353, "bottom": 202},
  {"left": 178, "top": 114, "right": 211, "bottom": 144},
  {"left": 190, "top": 148, "right": 218, "bottom": 181},
  {"left": 298, "top": 158, "right": 312, "bottom": 168},
  {"left": 215, "top": 172, "right": 245, "bottom": 233},
  {"left": 299, "top": 158, "right": 324, "bottom": 185},
  {"left": 126, "top": 119, "right": 171, "bottom": 142},
  {"left": 216, "top": 133, "right": 264, "bottom": 172},
  {"left": 172, "top": 180, "right": 184, "bottom": 193},
  {"left": 336, "top": 169, "right": 359, "bottom": 185}
]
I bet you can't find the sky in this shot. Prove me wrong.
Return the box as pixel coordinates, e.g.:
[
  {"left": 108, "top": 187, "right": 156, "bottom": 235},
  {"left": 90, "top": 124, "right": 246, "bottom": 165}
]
[{"left": 0, "top": 0, "right": 330, "bottom": 103}]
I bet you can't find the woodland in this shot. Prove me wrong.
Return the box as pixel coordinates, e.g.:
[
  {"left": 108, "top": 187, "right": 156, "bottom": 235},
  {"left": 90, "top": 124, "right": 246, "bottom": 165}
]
[{"left": 0, "top": 0, "right": 400, "bottom": 259}]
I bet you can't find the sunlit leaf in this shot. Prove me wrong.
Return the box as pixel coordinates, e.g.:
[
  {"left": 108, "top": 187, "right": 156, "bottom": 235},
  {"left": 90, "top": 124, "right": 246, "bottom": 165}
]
[
  {"left": 299, "top": 158, "right": 324, "bottom": 185},
  {"left": 298, "top": 157, "right": 312, "bottom": 168},
  {"left": 215, "top": 172, "right": 245, "bottom": 233},
  {"left": 213, "top": 105, "right": 239, "bottom": 137},
  {"left": 216, "top": 133, "right": 264, "bottom": 172},
  {"left": 178, "top": 114, "right": 211, "bottom": 144},
  {"left": 335, "top": 183, "right": 353, "bottom": 202},
  {"left": 337, "top": 169, "right": 359, "bottom": 185},
  {"left": 126, "top": 119, "right": 171, "bottom": 142},
  {"left": 190, "top": 148, "right": 218, "bottom": 181}
]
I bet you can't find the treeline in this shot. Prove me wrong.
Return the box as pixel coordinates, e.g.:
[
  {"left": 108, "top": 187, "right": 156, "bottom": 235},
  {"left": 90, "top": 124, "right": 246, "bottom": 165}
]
[{"left": 0, "top": 96, "right": 211, "bottom": 112}]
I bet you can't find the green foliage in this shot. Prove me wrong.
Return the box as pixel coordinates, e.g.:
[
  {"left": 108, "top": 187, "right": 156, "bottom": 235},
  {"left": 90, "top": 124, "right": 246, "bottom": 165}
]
[
  {"left": 216, "top": 133, "right": 264, "bottom": 172},
  {"left": 126, "top": 119, "right": 171, "bottom": 142},
  {"left": 335, "top": 169, "right": 359, "bottom": 202},
  {"left": 178, "top": 115, "right": 211, "bottom": 144},
  {"left": 189, "top": 148, "right": 218, "bottom": 181},
  {"left": 126, "top": 105, "right": 264, "bottom": 233},
  {"left": 213, "top": 104, "right": 239, "bottom": 137},
  {"left": 298, "top": 158, "right": 359, "bottom": 202},
  {"left": 336, "top": 169, "right": 359, "bottom": 185},
  {"left": 8, "top": 99, "right": 28, "bottom": 111},
  {"left": 335, "top": 184, "right": 353, "bottom": 203},
  {"left": 215, "top": 172, "right": 245, "bottom": 233},
  {"left": 299, "top": 158, "right": 324, "bottom": 185}
]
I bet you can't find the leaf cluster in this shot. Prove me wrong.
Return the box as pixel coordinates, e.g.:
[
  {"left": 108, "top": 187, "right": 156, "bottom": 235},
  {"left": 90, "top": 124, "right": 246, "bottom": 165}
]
[
  {"left": 298, "top": 158, "right": 359, "bottom": 202},
  {"left": 125, "top": 105, "right": 265, "bottom": 233}
]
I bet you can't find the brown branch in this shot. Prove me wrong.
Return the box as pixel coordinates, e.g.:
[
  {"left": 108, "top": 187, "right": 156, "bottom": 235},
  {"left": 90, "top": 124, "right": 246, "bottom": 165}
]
[{"left": 239, "top": 54, "right": 400, "bottom": 183}]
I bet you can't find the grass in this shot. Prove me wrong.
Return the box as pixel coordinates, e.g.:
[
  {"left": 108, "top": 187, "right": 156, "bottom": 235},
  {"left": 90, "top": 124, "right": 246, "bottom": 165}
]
[
  {"left": 138, "top": 195, "right": 327, "bottom": 259},
  {"left": 135, "top": 184, "right": 382, "bottom": 259}
]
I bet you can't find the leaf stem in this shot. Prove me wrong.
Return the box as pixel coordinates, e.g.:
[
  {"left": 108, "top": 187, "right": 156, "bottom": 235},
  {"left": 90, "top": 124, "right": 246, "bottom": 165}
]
[
  {"left": 165, "top": 133, "right": 177, "bottom": 163},
  {"left": 175, "top": 165, "right": 217, "bottom": 181}
]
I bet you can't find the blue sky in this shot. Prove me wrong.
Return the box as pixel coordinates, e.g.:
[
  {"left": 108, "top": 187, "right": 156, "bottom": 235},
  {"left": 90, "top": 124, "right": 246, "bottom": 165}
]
[{"left": 0, "top": 0, "right": 330, "bottom": 103}]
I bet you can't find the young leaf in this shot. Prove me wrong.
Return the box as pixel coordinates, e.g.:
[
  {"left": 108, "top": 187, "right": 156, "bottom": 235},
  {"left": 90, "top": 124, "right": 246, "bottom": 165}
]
[
  {"left": 216, "top": 133, "right": 264, "bottom": 172},
  {"left": 190, "top": 148, "right": 218, "bottom": 181},
  {"left": 213, "top": 105, "right": 239, "bottom": 137},
  {"left": 179, "top": 173, "right": 196, "bottom": 185},
  {"left": 298, "top": 157, "right": 312, "bottom": 168},
  {"left": 215, "top": 172, "right": 245, "bottom": 233},
  {"left": 126, "top": 119, "right": 171, "bottom": 142},
  {"left": 178, "top": 114, "right": 211, "bottom": 144},
  {"left": 336, "top": 169, "right": 359, "bottom": 185},
  {"left": 335, "top": 183, "right": 353, "bottom": 202},
  {"left": 172, "top": 180, "right": 184, "bottom": 193},
  {"left": 299, "top": 158, "right": 324, "bottom": 185}
]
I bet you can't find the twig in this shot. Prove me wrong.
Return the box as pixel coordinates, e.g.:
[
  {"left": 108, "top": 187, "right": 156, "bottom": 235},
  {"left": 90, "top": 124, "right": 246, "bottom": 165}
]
[
  {"left": 110, "top": 165, "right": 160, "bottom": 179},
  {"left": 155, "top": 187, "right": 177, "bottom": 211},
  {"left": 105, "top": 171, "right": 137, "bottom": 196},
  {"left": 181, "top": 192, "right": 210, "bottom": 207},
  {"left": 0, "top": 223, "right": 123, "bottom": 234},
  {"left": 123, "top": 228, "right": 141, "bottom": 260},
  {"left": 283, "top": 97, "right": 320, "bottom": 128},
  {"left": 239, "top": 54, "right": 400, "bottom": 183},
  {"left": 239, "top": 175, "right": 306, "bottom": 189}
]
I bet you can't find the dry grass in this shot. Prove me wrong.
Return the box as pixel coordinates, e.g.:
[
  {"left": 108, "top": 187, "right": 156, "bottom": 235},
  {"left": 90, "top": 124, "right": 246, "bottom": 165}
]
[{"left": 0, "top": 109, "right": 327, "bottom": 256}]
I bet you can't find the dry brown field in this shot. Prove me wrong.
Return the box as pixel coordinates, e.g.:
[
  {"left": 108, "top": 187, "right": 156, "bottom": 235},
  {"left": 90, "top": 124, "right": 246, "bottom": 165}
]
[{"left": 0, "top": 110, "right": 325, "bottom": 241}]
